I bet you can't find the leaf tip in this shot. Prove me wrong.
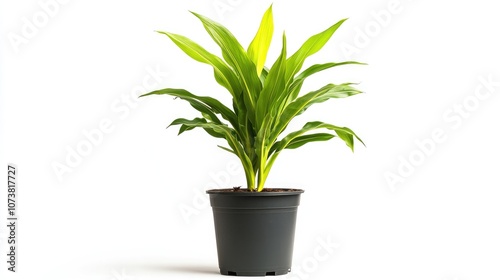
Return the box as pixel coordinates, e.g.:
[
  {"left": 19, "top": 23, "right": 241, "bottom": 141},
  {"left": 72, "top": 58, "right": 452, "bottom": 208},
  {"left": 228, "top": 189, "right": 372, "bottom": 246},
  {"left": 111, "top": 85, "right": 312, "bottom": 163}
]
[
  {"left": 189, "top": 10, "right": 203, "bottom": 19},
  {"left": 138, "top": 92, "right": 151, "bottom": 98}
]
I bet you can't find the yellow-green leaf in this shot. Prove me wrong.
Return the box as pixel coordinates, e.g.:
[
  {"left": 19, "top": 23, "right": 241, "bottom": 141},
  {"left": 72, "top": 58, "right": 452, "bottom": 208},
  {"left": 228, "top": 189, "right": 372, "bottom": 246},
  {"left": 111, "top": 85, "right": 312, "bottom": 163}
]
[{"left": 247, "top": 5, "right": 274, "bottom": 76}]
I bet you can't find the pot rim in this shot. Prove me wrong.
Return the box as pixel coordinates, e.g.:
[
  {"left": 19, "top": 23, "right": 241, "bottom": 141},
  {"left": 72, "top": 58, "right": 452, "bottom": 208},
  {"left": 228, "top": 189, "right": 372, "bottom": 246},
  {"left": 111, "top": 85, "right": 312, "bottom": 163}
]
[{"left": 206, "top": 188, "right": 304, "bottom": 196}]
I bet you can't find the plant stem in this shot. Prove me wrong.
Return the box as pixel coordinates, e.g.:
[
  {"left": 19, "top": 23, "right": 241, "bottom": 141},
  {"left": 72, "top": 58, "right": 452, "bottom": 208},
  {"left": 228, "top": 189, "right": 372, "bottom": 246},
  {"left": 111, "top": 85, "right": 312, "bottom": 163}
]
[{"left": 256, "top": 149, "right": 269, "bottom": 192}]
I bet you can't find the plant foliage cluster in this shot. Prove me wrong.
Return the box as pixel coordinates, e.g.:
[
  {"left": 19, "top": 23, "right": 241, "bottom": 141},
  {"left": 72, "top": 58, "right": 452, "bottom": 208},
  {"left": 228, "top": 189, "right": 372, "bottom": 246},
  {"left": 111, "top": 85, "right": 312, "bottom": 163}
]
[{"left": 141, "top": 5, "right": 364, "bottom": 191}]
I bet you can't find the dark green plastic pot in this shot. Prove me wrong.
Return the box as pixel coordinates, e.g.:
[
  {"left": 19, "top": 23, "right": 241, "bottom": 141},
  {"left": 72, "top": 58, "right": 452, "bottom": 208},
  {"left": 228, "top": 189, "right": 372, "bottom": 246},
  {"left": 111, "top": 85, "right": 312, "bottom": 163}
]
[{"left": 206, "top": 188, "right": 304, "bottom": 276}]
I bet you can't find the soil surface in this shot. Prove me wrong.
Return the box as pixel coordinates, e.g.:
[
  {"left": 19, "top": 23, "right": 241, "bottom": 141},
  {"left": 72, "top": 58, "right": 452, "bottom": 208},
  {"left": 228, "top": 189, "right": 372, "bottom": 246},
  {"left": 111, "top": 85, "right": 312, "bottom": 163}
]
[{"left": 208, "top": 187, "right": 304, "bottom": 193}]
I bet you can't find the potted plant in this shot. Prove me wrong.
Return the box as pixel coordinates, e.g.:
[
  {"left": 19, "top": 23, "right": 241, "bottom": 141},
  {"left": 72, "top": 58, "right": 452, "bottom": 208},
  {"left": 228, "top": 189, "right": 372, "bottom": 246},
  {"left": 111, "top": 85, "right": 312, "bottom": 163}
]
[{"left": 141, "top": 5, "right": 364, "bottom": 276}]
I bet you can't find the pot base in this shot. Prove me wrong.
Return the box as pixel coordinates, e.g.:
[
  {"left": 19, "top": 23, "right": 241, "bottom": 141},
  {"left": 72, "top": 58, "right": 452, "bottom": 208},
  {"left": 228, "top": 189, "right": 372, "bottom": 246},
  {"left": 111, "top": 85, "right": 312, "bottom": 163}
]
[{"left": 220, "top": 268, "right": 291, "bottom": 276}]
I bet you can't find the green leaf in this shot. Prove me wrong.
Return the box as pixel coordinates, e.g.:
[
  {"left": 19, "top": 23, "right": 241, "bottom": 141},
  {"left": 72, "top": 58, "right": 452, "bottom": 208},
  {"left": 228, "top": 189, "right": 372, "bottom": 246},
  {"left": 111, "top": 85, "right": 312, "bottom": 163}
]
[
  {"left": 289, "top": 61, "right": 366, "bottom": 100},
  {"left": 155, "top": 31, "right": 241, "bottom": 96},
  {"left": 169, "top": 117, "right": 225, "bottom": 139},
  {"left": 265, "top": 121, "right": 362, "bottom": 177},
  {"left": 191, "top": 12, "right": 262, "bottom": 125},
  {"left": 304, "top": 121, "right": 364, "bottom": 151},
  {"left": 247, "top": 5, "right": 274, "bottom": 76},
  {"left": 269, "top": 132, "right": 334, "bottom": 154},
  {"left": 259, "top": 66, "right": 269, "bottom": 86},
  {"left": 286, "top": 19, "right": 347, "bottom": 85},
  {"left": 218, "top": 145, "right": 235, "bottom": 154},
  {"left": 178, "top": 124, "right": 196, "bottom": 135},
  {"left": 255, "top": 33, "right": 287, "bottom": 128},
  {"left": 273, "top": 121, "right": 363, "bottom": 153},
  {"left": 284, "top": 133, "right": 335, "bottom": 149},
  {"left": 140, "top": 88, "right": 238, "bottom": 132},
  {"left": 255, "top": 114, "right": 273, "bottom": 158},
  {"left": 271, "top": 83, "right": 362, "bottom": 142}
]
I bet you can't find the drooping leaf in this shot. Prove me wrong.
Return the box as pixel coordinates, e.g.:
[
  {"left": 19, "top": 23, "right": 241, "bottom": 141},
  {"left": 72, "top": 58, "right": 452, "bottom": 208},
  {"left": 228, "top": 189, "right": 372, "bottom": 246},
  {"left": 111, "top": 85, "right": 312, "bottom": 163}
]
[
  {"left": 269, "top": 132, "right": 334, "bottom": 154},
  {"left": 271, "top": 83, "right": 362, "bottom": 142},
  {"left": 283, "top": 133, "right": 335, "bottom": 149},
  {"left": 156, "top": 31, "right": 241, "bottom": 96},
  {"left": 140, "top": 88, "right": 239, "bottom": 132},
  {"left": 272, "top": 121, "right": 363, "bottom": 154},
  {"left": 289, "top": 61, "right": 366, "bottom": 100},
  {"left": 264, "top": 121, "right": 362, "bottom": 177},
  {"left": 305, "top": 121, "right": 365, "bottom": 151},
  {"left": 169, "top": 117, "right": 225, "bottom": 139},
  {"left": 178, "top": 124, "right": 196, "bottom": 135}
]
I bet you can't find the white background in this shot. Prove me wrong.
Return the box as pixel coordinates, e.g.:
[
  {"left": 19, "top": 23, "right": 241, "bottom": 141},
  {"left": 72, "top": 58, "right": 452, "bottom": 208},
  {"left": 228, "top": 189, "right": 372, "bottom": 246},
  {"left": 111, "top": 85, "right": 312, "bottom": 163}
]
[{"left": 1, "top": 0, "right": 500, "bottom": 279}]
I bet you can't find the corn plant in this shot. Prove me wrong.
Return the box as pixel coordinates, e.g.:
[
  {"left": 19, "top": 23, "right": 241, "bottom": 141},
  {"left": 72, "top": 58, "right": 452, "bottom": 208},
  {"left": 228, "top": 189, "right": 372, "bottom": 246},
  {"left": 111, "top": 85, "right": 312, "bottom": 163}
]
[{"left": 141, "top": 5, "right": 365, "bottom": 191}]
